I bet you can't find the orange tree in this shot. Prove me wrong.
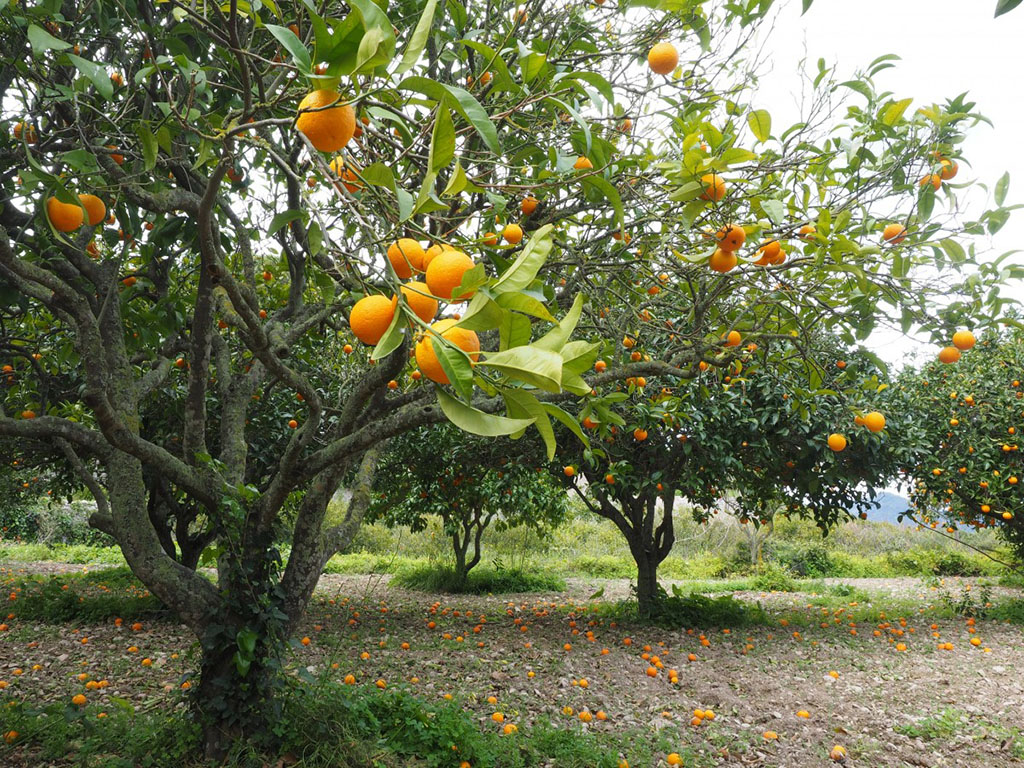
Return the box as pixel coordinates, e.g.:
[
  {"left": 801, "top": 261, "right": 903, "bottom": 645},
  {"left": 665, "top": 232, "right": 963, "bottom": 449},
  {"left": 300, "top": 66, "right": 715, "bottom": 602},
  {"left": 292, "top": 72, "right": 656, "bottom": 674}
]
[
  {"left": 368, "top": 425, "right": 566, "bottom": 589},
  {"left": 895, "top": 325, "right": 1024, "bottom": 559},
  {"left": 0, "top": 0, "right": 814, "bottom": 754}
]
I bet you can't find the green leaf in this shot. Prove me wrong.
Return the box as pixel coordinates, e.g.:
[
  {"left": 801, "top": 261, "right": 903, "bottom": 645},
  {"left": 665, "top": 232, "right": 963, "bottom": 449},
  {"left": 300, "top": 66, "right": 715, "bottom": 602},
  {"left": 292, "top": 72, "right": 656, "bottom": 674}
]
[
  {"left": 940, "top": 238, "right": 966, "bottom": 264},
  {"left": 481, "top": 346, "right": 563, "bottom": 392},
  {"left": 361, "top": 163, "right": 396, "bottom": 192},
  {"left": 436, "top": 389, "right": 535, "bottom": 436},
  {"left": 267, "top": 209, "right": 304, "bottom": 236},
  {"left": 396, "top": 188, "right": 414, "bottom": 221},
  {"left": 747, "top": 109, "right": 771, "bottom": 142},
  {"left": 266, "top": 24, "right": 312, "bottom": 73},
  {"left": 494, "top": 292, "right": 555, "bottom": 322},
  {"left": 433, "top": 340, "right": 475, "bottom": 402},
  {"left": 544, "top": 403, "right": 589, "bottom": 448},
  {"left": 760, "top": 199, "right": 785, "bottom": 225},
  {"left": 348, "top": 0, "right": 397, "bottom": 74},
  {"left": 492, "top": 224, "right": 554, "bottom": 294},
  {"left": 534, "top": 294, "right": 584, "bottom": 353},
  {"left": 553, "top": 71, "right": 615, "bottom": 105},
  {"left": 881, "top": 98, "right": 913, "bottom": 126},
  {"left": 68, "top": 54, "right": 114, "bottom": 100},
  {"left": 236, "top": 628, "right": 257, "bottom": 655},
  {"left": 28, "top": 24, "right": 71, "bottom": 56},
  {"left": 719, "top": 148, "right": 757, "bottom": 165},
  {"left": 460, "top": 40, "right": 520, "bottom": 94},
  {"left": 560, "top": 340, "right": 600, "bottom": 376},
  {"left": 399, "top": 77, "right": 500, "bottom": 153},
  {"left": 429, "top": 106, "right": 455, "bottom": 173},
  {"left": 581, "top": 176, "right": 624, "bottom": 230},
  {"left": 137, "top": 124, "right": 158, "bottom": 172},
  {"left": 995, "top": 172, "right": 1010, "bottom": 206},
  {"left": 801, "top": 0, "right": 814, "bottom": 13},
  {"left": 498, "top": 311, "right": 532, "bottom": 351},
  {"left": 397, "top": 0, "right": 438, "bottom": 73},
  {"left": 457, "top": 292, "right": 507, "bottom": 331},
  {"left": 502, "top": 389, "right": 556, "bottom": 459},
  {"left": 371, "top": 305, "right": 404, "bottom": 361},
  {"left": 996, "top": 0, "right": 1023, "bottom": 16},
  {"left": 441, "top": 162, "right": 469, "bottom": 197}
]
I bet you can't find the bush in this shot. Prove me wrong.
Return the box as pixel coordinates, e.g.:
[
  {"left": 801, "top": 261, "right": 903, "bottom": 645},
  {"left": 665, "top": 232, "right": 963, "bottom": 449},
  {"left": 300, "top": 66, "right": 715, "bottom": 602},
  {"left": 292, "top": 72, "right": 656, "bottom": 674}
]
[
  {"left": 931, "top": 551, "right": 983, "bottom": 577},
  {"left": 566, "top": 555, "right": 635, "bottom": 579},
  {"left": 391, "top": 564, "right": 565, "bottom": 594},
  {"left": 596, "top": 585, "right": 766, "bottom": 629},
  {"left": 770, "top": 541, "right": 834, "bottom": 577},
  {"left": 661, "top": 552, "right": 729, "bottom": 580},
  {"left": 751, "top": 564, "right": 797, "bottom": 592}
]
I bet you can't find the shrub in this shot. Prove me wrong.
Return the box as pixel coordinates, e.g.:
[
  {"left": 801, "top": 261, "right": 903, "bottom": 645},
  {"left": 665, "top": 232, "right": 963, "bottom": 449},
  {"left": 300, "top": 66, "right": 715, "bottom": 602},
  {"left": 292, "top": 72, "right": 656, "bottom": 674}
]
[
  {"left": 566, "top": 554, "right": 635, "bottom": 579},
  {"left": 660, "top": 553, "right": 729, "bottom": 580},
  {"left": 770, "top": 541, "right": 834, "bottom": 577},
  {"left": 751, "top": 564, "right": 797, "bottom": 592},
  {"left": 931, "top": 551, "right": 983, "bottom": 577},
  {"left": 391, "top": 564, "right": 565, "bottom": 594}
]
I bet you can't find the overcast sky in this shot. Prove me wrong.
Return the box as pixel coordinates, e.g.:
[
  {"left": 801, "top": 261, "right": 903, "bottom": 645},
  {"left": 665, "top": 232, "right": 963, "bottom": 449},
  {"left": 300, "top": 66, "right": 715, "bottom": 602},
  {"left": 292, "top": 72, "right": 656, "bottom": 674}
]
[{"left": 756, "top": 0, "right": 1024, "bottom": 365}]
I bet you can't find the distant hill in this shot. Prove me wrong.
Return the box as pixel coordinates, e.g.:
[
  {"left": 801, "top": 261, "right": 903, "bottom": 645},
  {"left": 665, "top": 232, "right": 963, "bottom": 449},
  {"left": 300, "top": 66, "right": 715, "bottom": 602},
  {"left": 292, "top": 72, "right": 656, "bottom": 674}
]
[{"left": 854, "top": 491, "right": 914, "bottom": 526}]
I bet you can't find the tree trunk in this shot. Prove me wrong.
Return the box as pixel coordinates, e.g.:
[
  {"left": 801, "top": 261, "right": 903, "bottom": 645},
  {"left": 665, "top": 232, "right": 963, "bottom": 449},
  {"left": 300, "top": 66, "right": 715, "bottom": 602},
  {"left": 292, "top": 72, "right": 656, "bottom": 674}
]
[
  {"left": 635, "top": 551, "right": 660, "bottom": 618},
  {"left": 452, "top": 531, "right": 470, "bottom": 590}
]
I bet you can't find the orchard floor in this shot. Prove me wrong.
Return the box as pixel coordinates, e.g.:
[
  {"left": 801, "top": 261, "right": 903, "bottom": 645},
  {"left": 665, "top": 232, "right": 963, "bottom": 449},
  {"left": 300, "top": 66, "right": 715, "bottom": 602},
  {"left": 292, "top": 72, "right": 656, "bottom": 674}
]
[{"left": 2, "top": 561, "right": 1024, "bottom": 768}]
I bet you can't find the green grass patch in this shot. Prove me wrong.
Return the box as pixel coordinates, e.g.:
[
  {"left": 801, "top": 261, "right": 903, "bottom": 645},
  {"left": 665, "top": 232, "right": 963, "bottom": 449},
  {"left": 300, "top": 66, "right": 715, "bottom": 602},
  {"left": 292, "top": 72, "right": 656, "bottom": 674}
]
[
  {"left": 7, "top": 567, "right": 167, "bottom": 623},
  {"left": 0, "top": 542, "right": 125, "bottom": 565},
  {"left": 391, "top": 564, "right": 565, "bottom": 594}
]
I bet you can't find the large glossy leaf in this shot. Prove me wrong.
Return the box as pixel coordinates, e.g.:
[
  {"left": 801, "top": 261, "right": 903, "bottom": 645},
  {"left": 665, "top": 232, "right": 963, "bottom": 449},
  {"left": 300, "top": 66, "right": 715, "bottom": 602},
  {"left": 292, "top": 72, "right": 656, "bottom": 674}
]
[
  {"left": 68, "top": 54, "right": 114, "bottom": 100},
  {"left": 399, "top": 77, "right": 500, "bottom": 153},
  {"left": 480, "top": 346, "right": 563, "bottom": 392},
  {"left": 349, "top": 0, "right": 397, "bottom": 74},
  {"left": 433, "top": 341, "right": 475, "bottom": 402},
  {"left": 544, "top": 403, "right": 589, "bottom": 448},
  {"left": 503, "top": 389, "right": 556, "bottom": 459},
  {"left": 457, "top": 292, "right": 507, "bottom": 331},
  {"left": 747, "top": 109, "right": 771, "bottom": 142},
  {"left": 996, "top": 0, "right": 1023, "bottom": 16},
  {"left": 494, "top": 292, "right": 555, "bottom": 322},
  {"left": 534, "top": 294, "right": 583, "bottom": 353},
  {"left": 28, "top": 24, "right": 71, "bottom": 56},
  {"left": 436, "top": 389, "right": 535, "bottom": 436},
  {"left": 266, "top": 24, "right": 312, "bottom": 73},
  {"left": 397, "top": 0, "right": 438, "bottom": 73},
  {"left": 429, "top": 106, "right": 455, "bottom": 173},
  {"left": 491, "top": 224, "right": 554, "bottom": 294}
]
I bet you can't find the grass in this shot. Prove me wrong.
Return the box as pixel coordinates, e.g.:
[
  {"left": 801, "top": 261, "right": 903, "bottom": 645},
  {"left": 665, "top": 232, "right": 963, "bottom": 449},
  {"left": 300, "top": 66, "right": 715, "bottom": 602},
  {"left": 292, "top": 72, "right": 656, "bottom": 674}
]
[
  {"left": 390, "top": 564, "right": 566, "bottom": 594},
  {"left": 5, "top": 567, "right": 167, "bottom": 623},
  {"left": 0, "top": 542, "right": 125, "bottom": 565}
]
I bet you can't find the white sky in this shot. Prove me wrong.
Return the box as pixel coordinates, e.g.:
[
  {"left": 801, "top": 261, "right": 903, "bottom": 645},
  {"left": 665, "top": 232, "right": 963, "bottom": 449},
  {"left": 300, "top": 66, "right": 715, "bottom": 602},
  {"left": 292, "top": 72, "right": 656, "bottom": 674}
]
[{"left": 756, "top": 0, "right": 1024, "bottom": 366}]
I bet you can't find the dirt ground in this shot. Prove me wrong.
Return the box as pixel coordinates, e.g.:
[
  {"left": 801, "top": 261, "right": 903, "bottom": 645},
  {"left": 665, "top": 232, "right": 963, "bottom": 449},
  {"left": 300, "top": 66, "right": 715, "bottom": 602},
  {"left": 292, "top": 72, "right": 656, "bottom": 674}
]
[{"left": 2, "top": 562, "right": 1023, "bottom": 767}]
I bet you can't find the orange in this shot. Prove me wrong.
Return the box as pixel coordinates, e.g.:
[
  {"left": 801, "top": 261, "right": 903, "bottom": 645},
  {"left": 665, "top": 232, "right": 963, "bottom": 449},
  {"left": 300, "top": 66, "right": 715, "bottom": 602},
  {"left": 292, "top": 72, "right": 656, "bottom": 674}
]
[
  {"left": 666, "top": 754, "right": 683, "bottom": 766},
  {"left": 716, "top": 224, "right": 745, "bottom": 251},
  {"left": 329, "top": 158, "right": 363, "bottom": 193},
  {"left": 573, "top": 156, "right": 594, "bottom": 170},
  {"left": 939, "top": 159, "right": 958, "bottom": 180},
  {"left": 882, "top": 223, "right": 906, "bottom": 244},
  {"left": 863, "top": 411, "right": 885, "bottom": 432},
  {"left": 708, "top": 248, "right": 737, "bottom": 273},
  {"left": 296, "top": 90, "right": 356, "bottom": 153},
  {"left": 938, "top": 346, "right": 961, "bottom": 364},
  {"left": 919, "top": 174, "right": 941, "bottom": 191},
  {"left": 387, "top": 238, "right": 425, "bottom": 278},
  {"left": 723, "top": 330, "right": 741, "bottom": 347},
  {"left": 106, "top": 145, "right": 124, "bottom": 165},
  {"left": 482, "top": 232, "right": 498, "bottom": 246},
  {"left": 349, "top": 294, "right": 396, "bottom": 345},
  {"left": 414, "top": 319, "right": 480, "bottom": 384},
  {"left": 13, "top": 122, "right": 37, "bottom": 143},
  {"left": 633, "top": 428, "right": 648, "bottom": 441},
  {"left": 399, "top": 282, "right": 438, "bottom": 323},
  {"left": 827, "top": 433, "right": 847, "bottom": 452},
  {"left": 754, "top": 240, "right": 781, "bottom": 265},
  {"left": 77, "top": 194, "right": 106, "bottom": 227},
  {"left": 829, "top": 746, "right": 847, "bottom": 761},
  {"left": 521, "top": 196, "right": 539, "bottom": 215},
  {"left": 563, "top": 466, "right": 575, "bottom": 477},
  {"left": 21, "top": 410, "right": 36, "bottom": 420},
  {"left": 647, "top": 42, "right": 679, "bottom": 75},
  {"left": 700, "top": 173, "right": 726, "bottom": 201},
  {"left": 47, "top": 196, "right": 84, "bottom": 232},
  {"left": 502, "top": 223, "right": 523, "bottom": 244},
  {"left": 423, "top": 242, "right": 455, "bottom": 270},
  {"left": 72, "top": 694, "right": 87, "bottom": 706},
  {"left": 798, "top": 224, "right": 816, "bottom": 239},
  {"left": 952, "top": 330, "right": 975, "bottom": 351},
  {"left": 425, "top": 250, "right": 476, "bottom": 301}
]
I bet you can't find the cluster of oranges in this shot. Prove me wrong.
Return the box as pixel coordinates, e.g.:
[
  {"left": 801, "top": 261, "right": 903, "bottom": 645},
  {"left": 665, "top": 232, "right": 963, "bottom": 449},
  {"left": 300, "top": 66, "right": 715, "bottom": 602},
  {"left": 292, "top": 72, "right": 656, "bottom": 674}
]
[
  {"left": 938, "top": 329, "right": 976, "bottom": 365},
  {"left": 828, "top": 410, "right": 886, "bottom": 453}
]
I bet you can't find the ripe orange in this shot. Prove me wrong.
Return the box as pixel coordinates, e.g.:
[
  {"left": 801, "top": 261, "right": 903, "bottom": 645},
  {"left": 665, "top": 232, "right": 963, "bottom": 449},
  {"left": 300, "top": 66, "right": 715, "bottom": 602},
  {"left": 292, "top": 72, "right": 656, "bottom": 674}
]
[
  {"left": 414, "top": 319, "right": 480, "bottom": 384},
  {"left": 939, "top": 159, "right": 958, "bottom": 180},
  {"left": 482, "top": 232, "right": 498, "bottom": 246},
  {"left": 47, "top": 197, "right": 84, "bottom": 232},
  {"left": 700, "top": 173, "right": 726, "bottom": 202},
  {"left": 724, "top": 330, "right": 741, "bottom": 347},
  {"left": 13, "top": 122, "right": 37, "bottom": 143},
  {"left": 328, "top": 158, "right": 363, "bottom": 193},
  {"left": 296, "top": 90, "right": 356, "bottom": 153},
  {"left": 78, "top": 194, "right": 106, "bottom": 227},
  {"left": 422, "top": 242, "right": 455, "bottom": 270},
  {"left": 708, "top": 248, "right": 737, "bottom": 273},
  {"left": 633, "top": 428, "right": 648, "bottom": 441},
  {"left": 606, "top": 474, "right": 615, "bottom": 485},
  {"left": 399, "top": 282, "right": 438, "bottom": 323},
  {"left": 21, "top": 410, "right": 36, "bottom": 420},
  {"left": 349, "top": 294, "right": 396, "bottom": 345},
  {"left": 829, "top": 745, "right": 847, "bottom": 761},
  {"left": 502, "top": 223, "right": 523, "bottom": 244},
  {"left": 754, "top": 240, "right": 781, "bottom": 265},
  {"left": 952, "top": 330, "right": 975, "bottom": 351},
  {"left": 521, "top": 196, "right": 539, "bottom": 215},
  {"left": 563, "top": 466, "right": 575, "bottom": 477},
  {"left": 425, "top": 250, "right": 476, "bottom": 302},
  {"left": 938, "top": 346, "right": 961, "bottom": 364},
  {"left": 882, "top": 223, "right": 906, "bottom": 244},
  {"left": 106, "top": 145, "right": 125, "bottom": 165},
  {"left": 919, "top": 174, "right": 941, "bottom": 191},
  {"left": 72, "top": 694, "right": 87, "bottom": 706},
  {"left": 287, "top": 419, "right": 298, "bottom": 429},
  {"left": 716, "top": 224, "right": 745, "bottom": 252},
  {"left": 863, "top": 411, "right": 885, "bottom": 432},
  {"left": 827, "top": 433, "right": 847, "bottom": 452},
  {"left": 666, "top": 754, "right": 682, "bottom": 766},
  {"left": 387, "top": 238, "right": 425, "bottom": 279},
  {"left": 647, "top": 42, "right": 679, "bottom": 75},
  {"left": 573, "top": 156, "right": 594, "bottom": 170}
]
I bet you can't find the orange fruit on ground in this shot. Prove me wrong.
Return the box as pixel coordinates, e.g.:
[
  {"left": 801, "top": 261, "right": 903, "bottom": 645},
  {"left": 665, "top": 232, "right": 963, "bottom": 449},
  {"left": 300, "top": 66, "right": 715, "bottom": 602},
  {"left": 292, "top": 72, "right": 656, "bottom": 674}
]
[
  {"left": 939, "top": 159, "right": 958, "bottom": 180},
  {"left": 938, "top": 346, "right": 961, "bottom": 364},
  {"left": 78, "top": 194, "right": 106, "bottom": 227},
  {"left": 716, "top": 224, "right": 745, "bottom": 251},
  {"left": 830, "top": 745, "right": 847, "bottom": 761},
  {"left": 502, "top": 223, "right": 523, "bottom": 244},
  {"left": 387, "top": 238, "right": 425, "bottom": 278},
  {"left": 425, "top": 250, "right": 476, "bottom": 302},
  {"left": 648, "top": 42, "right": 679, "bottom": 75},
  {"left": 863, "top": 411, "right": 885, "bottom": 432},
  {"left": 700, "top": 173, "right": 726, "bottom": 201},
  {"left": 521, "top": 196, "right": 539, "bottom": 215},
  {"left": 708, "top": 248, "right": 737, "bottom": 273},
  {"left": 952, "top": 330, "right": 975, "bottom": 351},
  {"left": 666, "top": 754, "right": 683, "bottom": 766},
  {"left": 72, "top": 694, "right": 87, "bottom": 706},
  {"left": 724, "top": 330, "right": 741, "bottom": 347},
  {"left": 919, "top": 173, "right": 941, "bottom": 190},
  {"left": 882, "top": 223, "right": 906, "bottom": 244},
  {"left": 414, "top": 319, "right": 481, "bottom": 384},
  {"left": 573, "top": 156, "right": 594, "bottom": 170},
  {"left": 47, "top": 197, "right": 84, "bottom": 232},
  {"left": 349, "top": 294, "right": 397, "bottom": 345},
  {"left": 295, "top": 90, "right": 356, "bottom": 153},
  {"left": 399, "top": 282, "right": 438, "bottom": 324},
  {"left": 827, "top": 433, "right": 847, "bottom": 452}
]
